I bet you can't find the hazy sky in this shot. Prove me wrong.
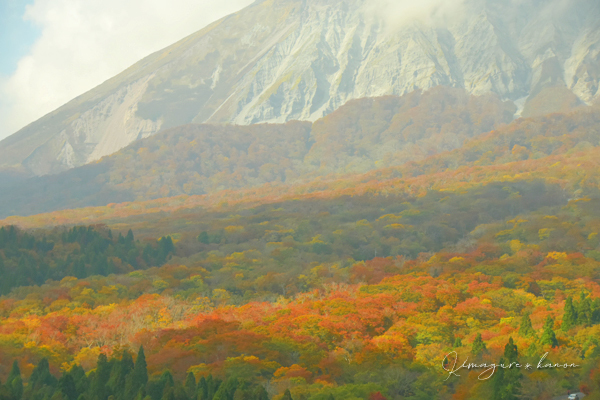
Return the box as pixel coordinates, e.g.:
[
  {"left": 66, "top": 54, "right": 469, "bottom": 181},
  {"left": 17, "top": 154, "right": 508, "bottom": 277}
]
[{"left": 0, "top": 0, "right": 254, "bottom": 141}]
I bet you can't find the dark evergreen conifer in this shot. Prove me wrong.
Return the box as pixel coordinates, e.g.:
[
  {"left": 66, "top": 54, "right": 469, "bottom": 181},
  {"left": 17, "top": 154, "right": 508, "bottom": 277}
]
[
  {"left": 577, "top": 293, "right": 592, "bottom": 326},
  {"left": 540, "top": 316, "right": 558, "bottom": 348},
  {"left": 184, "top": 373, "right": 196, "bottom": 399},
  {"left": 132, "top": 346, "right": 148, "bottom": 388},
  {"left": 471, "top": 333, "right": 487, "bottom": 355},
  {"left": 58, "top": 374, "right": 78, "bottom": 400},
  {"left": 7, "top": 360, "right": 23, "bottom": 400},
  {"left": 519, "top": 312, "right": 535, "bottom": 337},
  {"left": 562, "top": 297, "right": 577, "bottom": 330}
]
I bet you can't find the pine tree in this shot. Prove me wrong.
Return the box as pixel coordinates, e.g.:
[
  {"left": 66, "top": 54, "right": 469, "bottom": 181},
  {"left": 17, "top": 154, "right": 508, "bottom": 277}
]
[
  {"left": 492, "top": 357, "right": 506, "bottom": 400},
  {"left": 197, "top": 377, "right": 208, "bottom": 400},
  {"left": 471, "top": 333, "right": 487, "bottom": 355},
  {"left": 562, "top": 297, "right": 577, "bottom": 330},
  {"left": 492, "top": 338, "right": 522, "bottom": 400},
  {"left": 7, "top": 360, "right": 23, "bottom": 400},
  {"left": 30, "top": 358, "right": 58, "bottom": 389},
  {"left": 111, "top": 351, "right": 134, "bottom": 399},
  {"left": 213, "top": 377, "right": 237, "bottom": 400},
  {"left": 540, "top": 316, "right": 558, "bottom": 348},
  {"left": 132, "top": 346, "right": 148, "bottom": 388},
  {"left": 503, "top": 337, "right": 522, "bottom": 398},
  {"left": 519, "top": 312, "right": 535, "bottom": 337},
  {"left": 207, "top": 376, "right": 221, "bottom": 400},
  {"left": 161, "top": 387, "right": 174, "bottom": 400},
  {"left": 453, "top": 337, "right": 462, "bottom": 348},
  {"left": 159, "top": 371, "right": 174, "bottom": 391},
  {"left": 592, "top": 298, "right": 600, "bottom": 324},
  {"left": 577, "top": 294, "right": 592, "bottom": 326},
  {"left": 184, "top": 373, "right": 196, "bottom": 399},
  {"left": 281, "top": 389, "right": 293, "bottom": 400},
  {"left": 59, "top": 374, "right": 78, "bottom": 400},
  {"left": 70, "top": 365, "right": 89, "bottom": 396},
  {"left": 90, "top": 354, "right": 111, "bottom": 400}
]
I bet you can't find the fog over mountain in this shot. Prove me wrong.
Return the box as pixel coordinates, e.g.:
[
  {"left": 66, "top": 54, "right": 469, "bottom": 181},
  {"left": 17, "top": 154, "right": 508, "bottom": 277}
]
[{"left": 0, "top": 0, "right": 598, "bottom": 177}]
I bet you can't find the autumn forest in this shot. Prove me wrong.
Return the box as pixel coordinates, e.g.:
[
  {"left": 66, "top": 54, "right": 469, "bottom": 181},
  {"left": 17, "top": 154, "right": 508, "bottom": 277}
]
[{"left": 1, "top": 88, "right": 600, "bottom": 400}]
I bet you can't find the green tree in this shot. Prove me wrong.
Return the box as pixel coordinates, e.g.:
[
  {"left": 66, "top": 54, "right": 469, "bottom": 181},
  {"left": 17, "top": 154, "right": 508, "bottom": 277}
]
[
  {"left": 206, "top": 376, "right": 221, "bottom": 400},
  {"left": 562, "top": 297, "right": 577, "bottom": 330},
  {"left": 471, "top": 333, "right": 487, "bottom": 356},
  {"left": 453, "top": 337, "right": 462, "bottom": 348},
  {"left": 30, "top": 358, "right": 58, "bottom": 389},
  {"left": 184, "top": 373, "right": 196, "bottom": 399},
  {"left": 70, "top": 366, "right": 89, "bottom": 396},
  {"left": 110, "top": 351, "right": 134, "bottom": 399},
  {"left": 492, "top": 338, "right": 522, "bottom": 400},
  {"left": 540, "top": 316, "right": 558, "bottom": 348},
  {"left": 197, "top": 377, "right": 208, "bottom": 400},
  {"left": 281, "top": 389, "right": 293, "bottom": 400},
  {"left": 7, "top": 360, "right": 23, "bottom": 400},
  {"left": 518, "top": 312, "right": 535, "bottom": 337},
  {"left": 500, "top": 337, "right": 522, "bottom": 399},
  {"left": 577, "top": 294, "right": 592, "bottom": 326},
  {"left": 593, "top": 298, "right": 600, "bottom": 324},
  {"left": 59, "top": 374, "right": 78, "bottom": 400},
  {"left": 132, "top": 346, "right": 148, "bottom": 388},
  {"left": 213, "top": 377, "right": 237, "bottom": 400},
  {"left": 90, "top": 354, "right": 111, "bottom": 400}
]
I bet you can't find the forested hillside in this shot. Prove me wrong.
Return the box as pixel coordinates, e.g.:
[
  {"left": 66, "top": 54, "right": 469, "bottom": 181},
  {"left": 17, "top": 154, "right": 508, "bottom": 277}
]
[
  {"left": 1, "top": 190, "right": 600, "bottom": 399},
  {"left": 0, "top": 225, "right": 175, "bottom": 296},
  {"left": 1, "top": 101, "right": 600, "bottom": 399},
  {"left": 0, "top": 87, "right": 515, "bottom": 219},
  {"left": 1, "top": 152, "right": 600, "bottom": 397},
  {"left": 4, "top": 105, "right": 599, "bottom": 232}
]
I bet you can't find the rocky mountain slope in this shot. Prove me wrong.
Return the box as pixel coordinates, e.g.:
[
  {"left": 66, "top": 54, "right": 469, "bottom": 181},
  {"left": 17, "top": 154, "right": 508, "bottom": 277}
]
[{"left": 0, "top": 0, "right": 598, "bottom": 177}]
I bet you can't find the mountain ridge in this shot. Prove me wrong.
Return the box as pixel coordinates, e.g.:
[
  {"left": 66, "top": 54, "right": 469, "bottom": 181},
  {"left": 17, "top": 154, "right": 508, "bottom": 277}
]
[
  {"left": 0, "top": 86, "right": 515, "bottom": 219},
  {"left": 1, "top": 0, "right": 599, "bottom": 177}
]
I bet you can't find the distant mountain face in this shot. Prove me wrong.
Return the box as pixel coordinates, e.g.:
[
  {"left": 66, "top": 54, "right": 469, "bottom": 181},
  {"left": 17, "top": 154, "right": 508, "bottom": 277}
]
[{"left": 0, "top": 0, "right": 598, "bottom": 177}]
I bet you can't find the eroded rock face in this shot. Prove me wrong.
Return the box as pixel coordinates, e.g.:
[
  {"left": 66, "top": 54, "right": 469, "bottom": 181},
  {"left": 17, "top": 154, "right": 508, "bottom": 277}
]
[{"left": 1, "top": 0, "right": 599, "bottom": 176}]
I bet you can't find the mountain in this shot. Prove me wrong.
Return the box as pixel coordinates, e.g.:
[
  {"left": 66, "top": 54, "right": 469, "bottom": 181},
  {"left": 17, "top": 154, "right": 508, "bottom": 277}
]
[
  {"left": 1, "top": 0, "right": 599, "bottom": 177},
  {"left": 0, "top": 87, "right": 515, "bottom": 219},
  {"left": 3, "top": 102, "right": 599, "bottom": 231}
]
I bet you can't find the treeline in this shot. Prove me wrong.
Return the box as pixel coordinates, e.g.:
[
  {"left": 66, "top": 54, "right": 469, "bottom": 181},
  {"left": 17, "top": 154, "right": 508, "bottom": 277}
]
[
  {"left": 0, "top": 347, "right": 285, "bottom": 400},
  {"left": 0, "top": 225, "right": 174, "bottom": 295}
]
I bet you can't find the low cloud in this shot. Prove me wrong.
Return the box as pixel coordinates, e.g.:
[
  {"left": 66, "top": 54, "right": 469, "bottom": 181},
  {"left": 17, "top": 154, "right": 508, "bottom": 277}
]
[
  {"left": 365, "top": 0, "right": 467, "bottom": 30},
  {"left": 0, "top": 0, "right": 253, "bottom": 140}
]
